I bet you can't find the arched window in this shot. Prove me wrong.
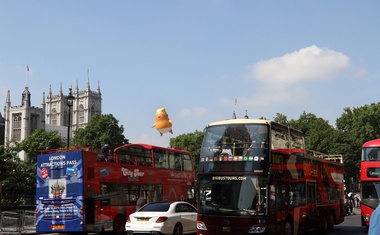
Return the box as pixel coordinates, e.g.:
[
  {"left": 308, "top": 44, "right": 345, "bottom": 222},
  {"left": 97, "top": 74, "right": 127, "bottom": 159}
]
[
  {"left": 51, "top": 108, "right": 57, "bottom": 125},
  {"left": 12, "top": 113, "right": 22, "bottom": 141},
  {"left": 79, "top": 104, "right": 85, "bottom": 123}
]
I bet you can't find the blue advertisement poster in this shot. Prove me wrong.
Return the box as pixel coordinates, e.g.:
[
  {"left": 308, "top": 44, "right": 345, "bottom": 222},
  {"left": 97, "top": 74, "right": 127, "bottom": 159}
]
[{"left": 36, "top": 151, "right": 84, "bottom": 232}]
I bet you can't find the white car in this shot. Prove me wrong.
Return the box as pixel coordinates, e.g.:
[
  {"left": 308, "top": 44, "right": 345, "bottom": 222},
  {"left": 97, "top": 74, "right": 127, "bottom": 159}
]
[{"left": 125, "top": 201, "right": 197, "bottom": 235}]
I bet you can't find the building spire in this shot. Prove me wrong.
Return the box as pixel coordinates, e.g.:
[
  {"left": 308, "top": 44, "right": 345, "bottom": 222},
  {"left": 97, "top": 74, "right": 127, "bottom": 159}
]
[
  {"left": 59, "top": 82, "right": 63, "bottom": 96},
  {"left": 86, "top": 69, "right": 90, "bottom": 92},
  {"left": 41, "top": 92, "right": 46, "bottom": 110},
  {"left": 75, "top": 80, "right": 79, "bottom": 94},
  {"left": 6, "top": 90, "right": 10, "bottom": 104}
]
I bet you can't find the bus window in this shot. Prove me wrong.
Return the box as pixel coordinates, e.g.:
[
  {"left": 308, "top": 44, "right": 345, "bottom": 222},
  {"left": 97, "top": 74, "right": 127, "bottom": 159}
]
[
  {"left": 290, "top": 130, "right": 305, "bottom": 156},
  {"left": 117, "top": 154, "right": 135, "bottom": 165},
  {"left": 154, "top": 150, "right": 168, "bottom": 168},
  {"left": 290, "top": 183, "right": 306, "bottom": 207},
  {"left": 182, "top": 154, "right": 193, "bottom": 171}
]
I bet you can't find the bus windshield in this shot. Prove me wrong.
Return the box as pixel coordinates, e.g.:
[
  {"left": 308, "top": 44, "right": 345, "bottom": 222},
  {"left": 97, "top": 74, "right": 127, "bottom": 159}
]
[
  {"left": 198, "top": 175, "right": 268, "bottom": 216},
  {"left": 363, "top": 147, "right": 380, "bottom": 161},
  {"left": 199, "top": 123, "right": 269, "bottom": 173}
]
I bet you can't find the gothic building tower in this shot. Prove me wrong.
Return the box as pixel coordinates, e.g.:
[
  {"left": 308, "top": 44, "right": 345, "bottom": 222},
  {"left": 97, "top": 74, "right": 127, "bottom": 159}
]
[
  {"left": 3, "top": 87, "right": 45, "bottom": 150},
  {"left": 45, "top": 79, "right": 102, "bottom": 140},
  {"left": 3, "top": 79, "right": 102, "bottom": 158}
]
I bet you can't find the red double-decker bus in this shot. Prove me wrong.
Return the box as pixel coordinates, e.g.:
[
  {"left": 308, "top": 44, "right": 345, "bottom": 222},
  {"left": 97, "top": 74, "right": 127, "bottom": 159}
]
[
  {"left": 360, "top": 138, "right": 380, "bottom": 229},
  {"left": 35, "top": 144, "right": 195, "bottom": 234},
  {"left": 196, "top": 118, "right": 345, "bottom": 235}
]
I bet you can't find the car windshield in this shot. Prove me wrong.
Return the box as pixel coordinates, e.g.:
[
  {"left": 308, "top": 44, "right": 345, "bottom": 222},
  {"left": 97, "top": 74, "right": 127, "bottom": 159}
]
[
  {"left": 139, "top": 203, "right": 171, "bottom": 212},
  {"left": 198, "top": 175, "right": 268, "bottom": 216}
]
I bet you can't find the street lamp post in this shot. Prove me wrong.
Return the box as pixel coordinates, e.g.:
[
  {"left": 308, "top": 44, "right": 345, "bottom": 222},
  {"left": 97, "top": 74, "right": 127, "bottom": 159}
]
[{"left": 66, "top": 88, "right": 75, "bottom": 148}]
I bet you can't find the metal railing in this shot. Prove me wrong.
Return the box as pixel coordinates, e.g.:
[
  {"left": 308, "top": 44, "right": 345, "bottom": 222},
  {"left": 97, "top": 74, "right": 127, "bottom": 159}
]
[{"left": 0, "top": 210, "right": 35, "bottom": 234}]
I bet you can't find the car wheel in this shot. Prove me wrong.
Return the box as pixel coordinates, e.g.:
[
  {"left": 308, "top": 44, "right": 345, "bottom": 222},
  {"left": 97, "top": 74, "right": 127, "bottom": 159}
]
[
  {"left": 113, "top": 214, "right": 126, "bottom": 234},
  {"left": 173, "top": 222, "right": 183, "bottom": 235}
]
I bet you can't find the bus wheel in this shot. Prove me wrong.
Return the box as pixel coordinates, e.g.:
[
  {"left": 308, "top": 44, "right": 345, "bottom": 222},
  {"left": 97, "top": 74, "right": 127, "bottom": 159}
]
[
  {"left": 283, "top": 219, "right": 293, "bottom": 235},
  {"left": 321, "top": 214, "right": 328, "bottom": 233},
  {"left": 113, "top": 214, "right": 126, "bottom": 234},
  {"left": 327, "top": 213, "right": 335, "bottom": 232},
  {"left": 173, "top": 222, "right": 183, "bottom": 235}
]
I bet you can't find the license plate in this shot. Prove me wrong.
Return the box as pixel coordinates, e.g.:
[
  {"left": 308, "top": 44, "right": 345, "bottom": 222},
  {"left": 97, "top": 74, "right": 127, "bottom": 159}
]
[
  {"left": 137, "top": 218, "right": 150, "bottom": 221},
  {"left": 51, "top": 224, "right": 65, "bottom": 230}
]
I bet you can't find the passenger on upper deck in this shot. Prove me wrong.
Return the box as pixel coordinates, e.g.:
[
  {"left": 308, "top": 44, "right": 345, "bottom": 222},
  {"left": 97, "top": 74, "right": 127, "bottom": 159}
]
[{"left": 100, "top": 142, "right": 110, "bottom": 161}]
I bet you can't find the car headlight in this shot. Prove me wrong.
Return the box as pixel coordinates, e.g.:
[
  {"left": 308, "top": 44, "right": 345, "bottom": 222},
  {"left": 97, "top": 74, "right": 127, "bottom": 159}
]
[
  {"left": 197, "top": 221, "right": 207, "bottom": 230},
  {"left": 248, "top": 224, "right": 266, "bottom": 233},
  {"left": 364, "top": 214, "right": 371, "bottom": 222}
]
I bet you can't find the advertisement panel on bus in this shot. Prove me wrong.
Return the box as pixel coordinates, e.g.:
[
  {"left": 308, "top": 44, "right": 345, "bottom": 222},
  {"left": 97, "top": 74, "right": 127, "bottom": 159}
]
[{"left": 36, "top": 150, "right": 85, "bottom": 233}]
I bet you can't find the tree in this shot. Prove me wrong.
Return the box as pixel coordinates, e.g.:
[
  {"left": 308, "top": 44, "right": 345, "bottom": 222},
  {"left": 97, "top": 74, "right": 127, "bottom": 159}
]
[
  {"left": 273, "top": 113, "right": 288, "bottom": 125},
  {"left": 335, "top": 102, "right": 380, "bottom": 187},
  {"left": 169, "top": 130, "right": 204, "bottom": 172},
  {"left": 71, "top": 113, "right": 128, "bottom": 150},
  {"left": 0, "top": 145, "right": 36, "bottom": 208},
  {"left": 0, "top": 129, "right": 63, "bottom": 209},
  {"left": 16, "top": 129, "right": 62, "bottom": 164}
]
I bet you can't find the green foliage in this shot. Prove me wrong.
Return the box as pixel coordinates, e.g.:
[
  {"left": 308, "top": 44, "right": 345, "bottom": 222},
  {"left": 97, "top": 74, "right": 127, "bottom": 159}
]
[
  {"left": 334, "top": 102, "right": 380, "bottom": 184},
  {"left": 273, "top": 113, "right": 288, "bottom": 125},
  {"left": 169, "top": 130, "right": 204, "bottom": 171},
  {"left": 71, "top": 113, "right": 129, "bottom": 149},
  {"left": 1, "top": 129, "right": 62, "bottom": 208},
  {"left": 16, "top": 129, "right": 62, "bottom": 164},
  {"left": 0, "top": 146, "right": 36, "bottom": 208}
]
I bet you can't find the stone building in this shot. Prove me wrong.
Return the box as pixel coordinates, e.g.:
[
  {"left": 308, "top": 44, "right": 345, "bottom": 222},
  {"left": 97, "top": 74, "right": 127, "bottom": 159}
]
[{"left": 2, "top": 79, "right": 102, "bottom": 159}]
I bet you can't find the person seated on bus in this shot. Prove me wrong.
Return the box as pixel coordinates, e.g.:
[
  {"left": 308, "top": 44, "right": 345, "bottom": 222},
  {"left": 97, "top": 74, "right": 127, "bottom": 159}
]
[{"left": 369, "top": 149, "right": 379, "bottom": 160}]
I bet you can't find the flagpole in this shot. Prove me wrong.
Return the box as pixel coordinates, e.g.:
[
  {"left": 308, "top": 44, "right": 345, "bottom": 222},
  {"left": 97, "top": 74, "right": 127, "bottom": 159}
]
[{"left": 26, "top": 65, "right": 29, "bottom": 87}]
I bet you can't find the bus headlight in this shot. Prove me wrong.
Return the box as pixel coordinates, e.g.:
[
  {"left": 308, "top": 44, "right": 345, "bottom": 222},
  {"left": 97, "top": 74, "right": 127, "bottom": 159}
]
[
  {"left": 197, "top": 221, "right": 207, "bottom": 230},
  {"left": 248, "top": 224, "right": 266, "bottom": 233},
  {"left": 364, "top": 214, "right": 371, "bottom": 222}
]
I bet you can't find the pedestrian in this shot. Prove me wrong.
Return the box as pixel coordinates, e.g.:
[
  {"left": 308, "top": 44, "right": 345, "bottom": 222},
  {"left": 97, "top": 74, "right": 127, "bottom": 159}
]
[
  {"left": 348, "top": 192, "right": 354, "bottom": 214},
  {"left": 369, "top": 205, "right": 380, "bottom": 235},
  {"left": 101, "top": 142, "right": 110, "bottom": 160},
  {"left": 354, "top": 193, "right": 361, "bottom": 208},
  {"left": 345, "top": 193, "right": 350, "bottom": 216}
]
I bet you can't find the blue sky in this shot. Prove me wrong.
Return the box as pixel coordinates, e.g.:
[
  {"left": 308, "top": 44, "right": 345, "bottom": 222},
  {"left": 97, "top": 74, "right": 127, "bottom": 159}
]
[{"left": 0, "top": 1, "right": 379, "bottom": 147}]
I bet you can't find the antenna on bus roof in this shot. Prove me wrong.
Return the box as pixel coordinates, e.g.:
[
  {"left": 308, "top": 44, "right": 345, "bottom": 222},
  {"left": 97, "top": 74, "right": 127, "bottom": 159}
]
[
  {"left": 232, "top": 97, "right": 237, "bottom": 119},
  {"left": 232, "top": 111, "right": 237, "bottom": 119},
  {"left": 244, "top": 110, "right": 249, "bottom": 119}
]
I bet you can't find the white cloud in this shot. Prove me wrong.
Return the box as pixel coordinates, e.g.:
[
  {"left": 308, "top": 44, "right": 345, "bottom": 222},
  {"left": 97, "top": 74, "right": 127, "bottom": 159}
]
[{"left": 249, "top": 45, "right": 350, "bottom": 87}]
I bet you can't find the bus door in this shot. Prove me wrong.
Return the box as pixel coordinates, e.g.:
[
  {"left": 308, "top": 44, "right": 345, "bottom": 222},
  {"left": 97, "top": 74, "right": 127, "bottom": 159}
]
[
  {"left": 268, "top": 184, "right": 284, "bottom": 235},
  {"left": 306, "top": 182, "right": 317, "bottom": 231}
]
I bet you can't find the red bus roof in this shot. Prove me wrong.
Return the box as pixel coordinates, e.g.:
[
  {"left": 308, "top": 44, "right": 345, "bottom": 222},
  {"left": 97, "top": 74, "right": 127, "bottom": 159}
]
[
  {"left": 114, "top": 143, "right": 191, "bottom": 154},
  {"left": 363, "top": 139, "right": 380, "bottom": 148}
]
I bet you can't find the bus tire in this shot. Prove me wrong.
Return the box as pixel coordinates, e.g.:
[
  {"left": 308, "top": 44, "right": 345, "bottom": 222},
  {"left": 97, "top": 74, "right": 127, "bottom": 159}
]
[
  {"left": 327, "top": 212, "right": 335, "bottom": 232},
  {"left": 113, "top": 214, "right": 126, "bottom": 234},
  {"left": 321, "top": 214, "right": 328, "bottom": 233},
  {"left": 173, "top": 222, "right": 183, "bottom": 235},
  {"left": 283, "top": 219, "right": 293, "bottom": 235}
]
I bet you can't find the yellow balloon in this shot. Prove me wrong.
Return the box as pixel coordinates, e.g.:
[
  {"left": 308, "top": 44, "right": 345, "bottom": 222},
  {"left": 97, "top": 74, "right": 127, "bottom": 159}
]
[{"left": 152, "top": 108, "right": 173, "bottom": 136}]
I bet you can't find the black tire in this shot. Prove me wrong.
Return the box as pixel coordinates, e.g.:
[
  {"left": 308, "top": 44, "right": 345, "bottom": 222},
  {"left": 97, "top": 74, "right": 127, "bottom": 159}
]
[
  {"left": 113, "top": 214, "right": 126, "bottom": 234},
  {"left": 321, "top": 214, "right": 328, "bottom": 233},
  {"left": 173, "top": 222, "right": 183, "bottom": 235},
  {"left": 283, "top": 219, "right": 293, "bottom": 235},
  {"left": 327, "top": 213, "right": 335, "bottom": 232}
]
